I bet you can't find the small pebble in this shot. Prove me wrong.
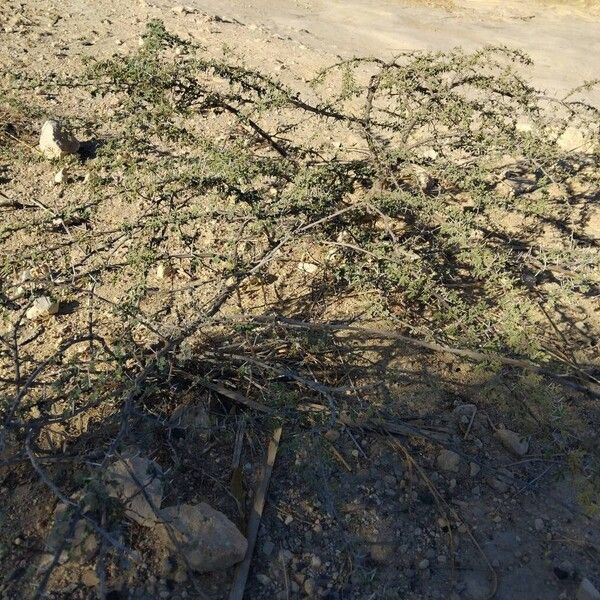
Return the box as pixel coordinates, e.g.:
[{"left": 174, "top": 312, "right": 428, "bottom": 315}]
[
  {"left": 262, "top": 540, "right": 275, "bottom": 557},
  {"left": 304, "top": 578, "right": 316, "bottom": 595},
  {"left": 437, "top": 449, "right": 460, "bottom": 472},
  {"left": 577, "top": 578, "right": 600, "bottom": 600},
  {"left": 54, "top": 168, "right": 66, "bottom": 184},
  {"left": 256, "top": 574, "right": 271, "bottom": 586},
  {"left": 324, "top": 429, "right": 339, "bottom": 442}
]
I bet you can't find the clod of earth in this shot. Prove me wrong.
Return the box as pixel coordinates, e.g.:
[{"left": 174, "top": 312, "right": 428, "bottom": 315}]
[
  {"left": 156, "top": 262, "right": 175, "bottom": 279},
  {"left": 437, "top": 449, "right": 461, "bottom": 472},
  {"left": 495, "top": 428, "right": 529, "bottom": 457},
  {"left": 39, "top": 119, "right": 80, "bottom": 158},
  {"left": 105, "top": 454, "right": 163, "bottom": 527},
  {"left": 156, "top": 502, "right": 247, "bottom": 573},
  {"left": 26, "top": 296, "right": 59, "bottom": 320},
  {"left": 81, "top": 569, "right": 100, "bottom": 588},
  {"left": 169, "top": 401, "right": 211, "bottom": 435}
]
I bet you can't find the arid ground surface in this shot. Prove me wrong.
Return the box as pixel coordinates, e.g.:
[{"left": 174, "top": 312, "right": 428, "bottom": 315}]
[{"left": 0, "top": 1, "right": 599, "bottom": 600}]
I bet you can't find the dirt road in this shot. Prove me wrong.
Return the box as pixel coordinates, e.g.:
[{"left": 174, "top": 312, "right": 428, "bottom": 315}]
[{"left": 174, "top": 0, "right": 600, "bottom": 100}]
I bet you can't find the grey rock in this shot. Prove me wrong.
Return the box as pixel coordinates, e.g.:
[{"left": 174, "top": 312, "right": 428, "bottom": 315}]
[
  {"left": 495, "top": 428, "right": 529, "bottom": 456},
  {"left": 157, "top": 503, "right": 247, "bottom": 572},
  {"left": 554, "top": 560, "right": 575, "bottom": 579},
  {"left": 169, "top": 401, "right": 211, "bottom": 435},
  {"left": 105, "top": 453, "right": 163, "bottom": 527},
  {"left": 453, "top": 404, "right": 477, "bottom": 419},
  {"left": 39, "top": 119, "right": 80, "bottom": 158},
  {"left": 488, "top": 467, "right": 513, "bottom": 493},
  {"left": 45, "top": 497, "right": 98, "bottom": 564},
  {"left": 262, "top": 540, "right": 275, "bottom": 557},
  {"left": 256, "top": 573, "right": 271, "bottom": 586},
  {"left": 578, "top": 579, "right": 600, "bottom": 600},
  {"left": 470, "top": 462, "right": 481, "bottom": 477},
  {"left": 437, "top": 449, "right": 460, "bottom": 472},
  {"left": 464, "top": 572, "right": 492, "bottom": 600}
]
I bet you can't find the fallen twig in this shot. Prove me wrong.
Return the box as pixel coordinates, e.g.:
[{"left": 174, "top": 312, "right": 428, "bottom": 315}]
[{"left": 228, "top": 424, "right": 282, "bottom": 600}]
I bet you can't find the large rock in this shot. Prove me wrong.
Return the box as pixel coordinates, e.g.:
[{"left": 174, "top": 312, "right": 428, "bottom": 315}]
[
  {"left": 157, "top": 503, "right": 247, "bottom": 572},
  {"left": 105, "top": 454, "right": 163, "bottom": 527},
  {"left": 495, "top": 428, "right": 529, "bottom": 456},
  {"left": 39, "top": 119, "right": 80, "bottom": 158}
]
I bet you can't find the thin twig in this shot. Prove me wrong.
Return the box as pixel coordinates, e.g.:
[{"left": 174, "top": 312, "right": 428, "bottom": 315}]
[{"left": 229, "top": 424, "right": 282, "bottom": 600}]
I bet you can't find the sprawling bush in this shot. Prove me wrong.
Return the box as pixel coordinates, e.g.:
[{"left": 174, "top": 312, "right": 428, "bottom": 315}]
[{"left": 0, "top": 20, "right": 598, "bottom": 595}]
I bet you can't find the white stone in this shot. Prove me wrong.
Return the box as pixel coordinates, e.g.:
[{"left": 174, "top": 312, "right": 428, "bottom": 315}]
[
  {"left": 26, "top": 296, "right": 59, "bottom": 320},
  {"left": 172, "top": 5, "right": 194, "bottom": 14},
  {"left": 39, "top": 119, "right": 80, "bottom": 158},
  {"left": 156, "top": 262, "right": 174, "bottom": 279},
  {"left": 54, "top": 168, "right": 66, "bottom": 184},
  {"left": 558, "top": 127, "right": 593, "bottom": 152},
  {"left": 298, "top": 262, "right": 318, "bottom": 274}
]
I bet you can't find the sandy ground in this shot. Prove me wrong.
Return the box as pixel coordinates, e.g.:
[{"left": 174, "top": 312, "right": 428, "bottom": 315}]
[
  {"left": 169, "top": 0, "right": 600, "bottom": 101},
  {"left": 2, "top": 0, "right": 599, "bottom": 102}
]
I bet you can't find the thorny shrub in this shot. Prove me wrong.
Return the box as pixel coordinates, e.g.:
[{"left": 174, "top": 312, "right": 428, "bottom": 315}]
[{"left": 0, "top": 19, "right": 599, "bottom": 594}]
